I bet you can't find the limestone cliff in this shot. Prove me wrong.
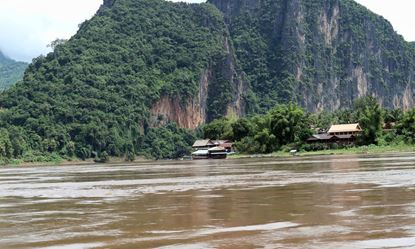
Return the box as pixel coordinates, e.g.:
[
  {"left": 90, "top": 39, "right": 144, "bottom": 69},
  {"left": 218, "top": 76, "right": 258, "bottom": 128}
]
[
  {"left": 209, "top": 0, "right": 415, "bottom": 112},
  {"left": 150, "top": 32, "right": 248, "bottom": 128}
]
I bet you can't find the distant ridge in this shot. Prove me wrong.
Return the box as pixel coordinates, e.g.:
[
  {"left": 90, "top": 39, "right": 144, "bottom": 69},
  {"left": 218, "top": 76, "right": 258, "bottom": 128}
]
[{"left": 0, "top": 51, "right": 27, "bottom": 90}]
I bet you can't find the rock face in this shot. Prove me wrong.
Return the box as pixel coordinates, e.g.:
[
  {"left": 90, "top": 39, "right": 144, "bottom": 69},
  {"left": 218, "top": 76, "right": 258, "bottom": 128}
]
[
  {"left": 209, "top": 0, "right": 415, "bottom": 112},
  {"left": 150, "top": 29, "right": 248, "bottom": 128},
  {"left": 155, "top": 0, "right": 415, "bottom": 127}
]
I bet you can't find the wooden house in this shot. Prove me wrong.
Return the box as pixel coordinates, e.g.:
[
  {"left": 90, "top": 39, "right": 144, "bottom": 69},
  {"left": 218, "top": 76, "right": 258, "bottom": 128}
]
[
  {"left": 192, "top": 139, "right": 231, "bottom": 159},
  {"left": 328, "top": 123, "right": 362, "bottom": 136},
  {"left": 307, "top": 123, "right": 362, "bottom": 145},
  {"left": 192, "top": 140, "right": 215, "bottom": 150},
  {"left": 212, "top": 140, "right": 234, "bottom": 152}
]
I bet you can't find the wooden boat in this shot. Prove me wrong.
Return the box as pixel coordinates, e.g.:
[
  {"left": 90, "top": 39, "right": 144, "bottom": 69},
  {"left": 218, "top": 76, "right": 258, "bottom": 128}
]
[
  {"left": 192, "top": 150, "right": 209, "bottom": 160},
  {"left": 191, "top": 146, "right": 228, "bottom": 160},
  {"left": 207, "top": 146, "right": 227, "bottom": 159}
]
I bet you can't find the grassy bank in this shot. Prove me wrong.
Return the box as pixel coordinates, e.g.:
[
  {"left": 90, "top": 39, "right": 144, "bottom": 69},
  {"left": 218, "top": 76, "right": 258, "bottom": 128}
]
[
  {"left": 0, "top": 155, "right": 150, "bottom": 167},
  {"left": 2, "top": 143, "right": 415, "bottom": 167},
  {"left": 229, "top": 143, "right": 415, "bottom": 159}
]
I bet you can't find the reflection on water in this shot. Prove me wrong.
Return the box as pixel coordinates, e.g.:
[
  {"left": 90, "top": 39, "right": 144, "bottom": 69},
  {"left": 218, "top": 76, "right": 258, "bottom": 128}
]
[{"left": 1, "top": 154, "right": 415, "bottom": 248}]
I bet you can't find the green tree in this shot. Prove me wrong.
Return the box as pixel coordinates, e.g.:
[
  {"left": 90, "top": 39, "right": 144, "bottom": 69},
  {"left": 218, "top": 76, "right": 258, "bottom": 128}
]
[
  {"left": 384, "top": 109, "right": 403, "bottom": 123},
  {"left": 396, "top": 108, "right": 415, "bottom": 143},
  {"left": 202, "top": 118, "right": 233, "bottom": 140},
  {"left": 353, "top": 96, "right": 383, "bottom": 145},
  {"left": 0, "top": 128, "right": 12, "bottom": 158},
  {"left": 269, "top": 103, "right": 311, "bottom": 147},
  {"left": 231, "top": 118, "right": 254, "bottom": 141}
]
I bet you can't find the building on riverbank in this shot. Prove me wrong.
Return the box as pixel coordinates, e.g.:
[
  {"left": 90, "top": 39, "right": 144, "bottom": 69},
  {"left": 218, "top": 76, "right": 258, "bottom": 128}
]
[
  {"left": 193, "top": 139, "right": 234, "bottom": 152},
  {"left": 307, "top": 123, "right": 362, "bottom": 145},
  {"left": 212, "top": 140, "right": 234, "bottom": 152},
  {"left": 192, "top": 139, "right": 234, "bottom": 159},
  {"left": 328, "top": 123, "right": 362, "bottom": 136},
  {"left": 192, "top": 140, "right": 216, "bottom": 150}
]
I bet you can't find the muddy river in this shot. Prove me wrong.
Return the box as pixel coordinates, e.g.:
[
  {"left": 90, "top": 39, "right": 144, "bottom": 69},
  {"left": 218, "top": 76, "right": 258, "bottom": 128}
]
[{"left": 1, "top": 153, "right": 415, "bottom": 249}]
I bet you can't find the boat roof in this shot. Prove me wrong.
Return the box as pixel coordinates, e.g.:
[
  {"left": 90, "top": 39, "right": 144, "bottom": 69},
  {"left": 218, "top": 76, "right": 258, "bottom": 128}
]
[
  {"left": 192, "top": 150, "right": 209, "bottom": 155},
  {"left": 208, "top": 146, "right": 226, "bottom": 152},
  {"left": 213, "top": 140, "right": 232, "bottom": 144}
]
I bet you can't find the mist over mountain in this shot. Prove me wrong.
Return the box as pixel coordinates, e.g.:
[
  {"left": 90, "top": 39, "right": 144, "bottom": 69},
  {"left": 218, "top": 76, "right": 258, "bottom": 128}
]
[
  {"left": 0, "top": 51, "right": 27, "bottom": 90},
  {"left": 0, "top": 0, "right": 414, "bottom": 160}
]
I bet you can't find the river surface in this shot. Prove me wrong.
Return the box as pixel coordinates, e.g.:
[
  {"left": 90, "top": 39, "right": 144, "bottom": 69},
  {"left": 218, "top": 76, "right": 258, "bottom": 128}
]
[{"left": 1, "top": 153, "right": 415, "bottom": 249}]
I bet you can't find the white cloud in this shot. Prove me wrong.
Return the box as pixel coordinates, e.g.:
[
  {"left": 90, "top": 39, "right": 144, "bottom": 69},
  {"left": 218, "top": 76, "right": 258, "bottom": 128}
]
[
  {"left": 355, "top": 0, "right": 415, "bottom": 41},
  {"left": 0, "top": 0, "right": 414, "bottom": 62},
  {"left": 0, "top": 0, "right": 102, "bottom": 62}
]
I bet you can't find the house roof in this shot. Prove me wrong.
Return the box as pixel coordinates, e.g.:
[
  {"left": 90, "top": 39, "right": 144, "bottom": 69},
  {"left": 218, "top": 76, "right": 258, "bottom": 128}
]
[
  {"left": 307, "top": 134, "right": 334, "bottom": 141},
  {"left": 328, "top": 123, "right": 362, "bottom": 133},
  {"left": 220, "top": 143, "right": 234, "bottom": 148},
  {"left": 192, "top": 140, "right": 214, "bottom": 147},
  {"left": 314, "top": 134, "right": 335, "bottom": 140}
]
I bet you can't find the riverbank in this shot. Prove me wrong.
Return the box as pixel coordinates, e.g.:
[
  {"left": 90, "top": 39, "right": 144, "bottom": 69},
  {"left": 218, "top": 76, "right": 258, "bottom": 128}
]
[
  {"left": 0, "top": 156, "right": 150, "bottom": 167},
  {"left": 2, "top": 144, "right": 415, "bottom": 167},
  {"left": 229, "top": 144, "right": 415, "bottom": 159}
]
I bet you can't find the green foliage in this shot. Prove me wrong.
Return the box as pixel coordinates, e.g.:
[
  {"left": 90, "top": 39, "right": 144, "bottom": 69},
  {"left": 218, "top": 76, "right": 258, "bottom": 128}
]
[
  {"left": 231, "top": 118, "right": 254, "bottom": 141},
  {"left": 0, "top": 52, "right": 28, "bottom": 90},
  {"left": 141, "top": 123, "right": 195, "bottom": 160},
  {"left": 268, "top": 104, "right": 312, "bottom": 147},
  {"left": 213, "top": 103, "right": 313, "bottom": 154},
  {"left": 383, "top": 109, "right": 403, "bottom": 123},
  {"left": 308, "top": 111, "right": 336, "bottom": 131},
  {"left": 0, "top": 0, "right": 225, "bottom": 161},
  {"left": 206, "top": 97, "right": 411, "bottom": 155},
  {"left": 396, "top": 109, "right": 415, "bottom": 143},
  {"left": 202, "top": 118, "right": 234, "bottom": 140},
  {"left": 95, "top": 151, "right": 109, "bottom": 163},
  {"left": 353, "top": 96, "right": 383, "bottom": 145}
]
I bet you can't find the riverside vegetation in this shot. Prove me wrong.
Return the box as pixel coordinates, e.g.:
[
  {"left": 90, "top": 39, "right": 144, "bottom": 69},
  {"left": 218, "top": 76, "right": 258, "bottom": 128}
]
[
  {"left": 2, "top": 95, "right": 415, "bottom": 164},
  {"left": 203, "top": 96, "right": 415, "bottom": 156},
  {"left": 1, "top": 0, "right": 415, "bottom": 164}
]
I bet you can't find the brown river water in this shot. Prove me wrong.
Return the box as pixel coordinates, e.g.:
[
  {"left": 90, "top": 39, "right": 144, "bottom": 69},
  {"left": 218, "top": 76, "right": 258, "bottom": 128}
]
[{"left": 1, "top": 153, "right": 415, "bottom": 249}]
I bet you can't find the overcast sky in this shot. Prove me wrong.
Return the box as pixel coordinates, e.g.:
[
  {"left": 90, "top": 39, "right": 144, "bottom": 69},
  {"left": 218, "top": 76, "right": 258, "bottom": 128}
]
[{"left": 0, "top": 0, "right": 414, "bottom": 62}]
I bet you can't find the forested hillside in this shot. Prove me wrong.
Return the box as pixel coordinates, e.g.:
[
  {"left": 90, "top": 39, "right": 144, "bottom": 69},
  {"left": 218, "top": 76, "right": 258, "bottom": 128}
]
[
  {"left": 0, "top": 0, "right": 415, "bottom": 162},
  {"left": 0, "top": 51, "right": 27, "bottom": 90},
  {"left": 209, "top": 0, "right": 415, "bottom": 112},
  {"left": 0, "top": 0, "right": 236, "bottom": 161}
]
